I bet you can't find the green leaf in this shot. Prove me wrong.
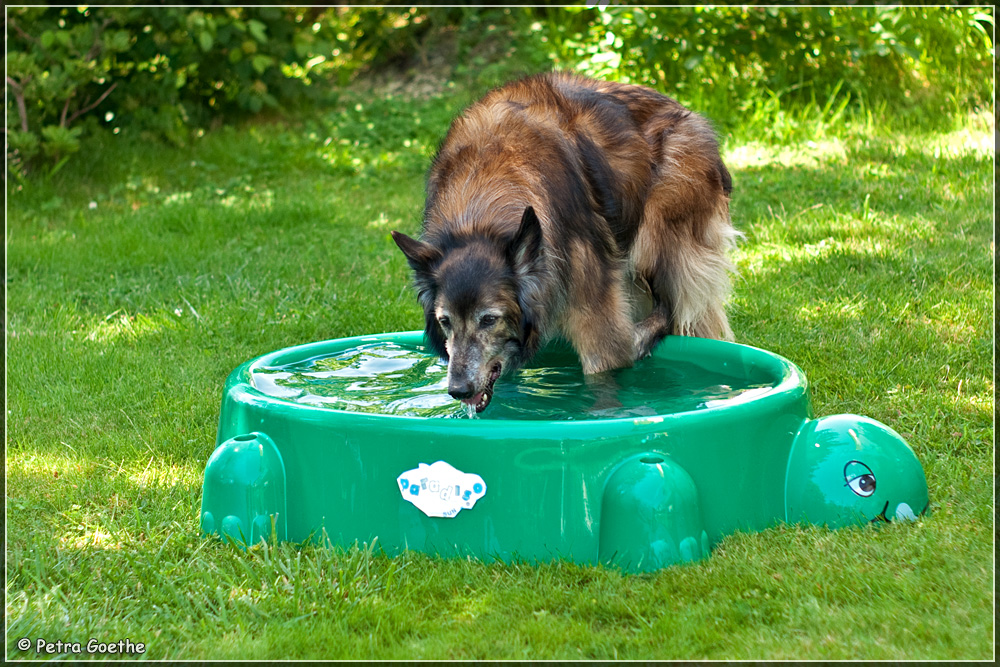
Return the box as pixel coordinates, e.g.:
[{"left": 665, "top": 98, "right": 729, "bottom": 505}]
[
  {"left": 248, "top": 19, "right": 268, "bottom": 44},
  {"left": 684, "top": 54, "right": 703, "bottom": 70},
  {"left": 47, "top": 154, "right": 72, "bottom": 178},
  {"left": 40, "top": 125, "right": 82, "bottom": 157},
  {"left": 106, "top": 30, "right": 131, "bottom": 53},
  {"left": 252, "top": 54, "right": 274, "bottom": 74},
  {"left": 7, "top": 130, "right": 41, "bottom": 160},
  {"left": 198, "top": 31, "right": 213, "bottom": 52}
]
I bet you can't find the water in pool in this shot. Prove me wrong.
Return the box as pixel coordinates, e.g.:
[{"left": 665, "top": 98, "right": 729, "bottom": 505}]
[{"left": 250, "top": 341, "right": 775, "bottom": 420}]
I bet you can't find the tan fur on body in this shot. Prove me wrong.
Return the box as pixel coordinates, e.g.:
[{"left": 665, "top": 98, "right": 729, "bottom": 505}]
[{"left": 392, "top": 72, "right": 739, "bottom": 412}]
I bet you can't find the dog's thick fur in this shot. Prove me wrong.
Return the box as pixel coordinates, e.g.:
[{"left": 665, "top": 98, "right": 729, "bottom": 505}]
[{"left": 392, "top": 72, "right": 739, "bottom": 412}]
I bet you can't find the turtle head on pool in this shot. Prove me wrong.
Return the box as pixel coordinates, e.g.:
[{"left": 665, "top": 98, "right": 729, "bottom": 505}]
[{"left": 785, "top": 415, "right": 929, "bottom": 528}]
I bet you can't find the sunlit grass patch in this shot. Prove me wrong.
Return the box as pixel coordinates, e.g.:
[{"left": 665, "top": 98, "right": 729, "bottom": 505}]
[
  {"left": 725, "top": 138, "right": 849, "bottom": 170},
  {"left": 81, "top": 309, "right": 180, "bottom": 343}
]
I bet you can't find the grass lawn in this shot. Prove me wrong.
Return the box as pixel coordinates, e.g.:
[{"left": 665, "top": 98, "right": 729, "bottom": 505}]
[{"left": 5, "top": 85, "right": 994, "bottom": 660}]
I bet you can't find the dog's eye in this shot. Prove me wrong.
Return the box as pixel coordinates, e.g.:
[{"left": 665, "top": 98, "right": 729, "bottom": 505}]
[
  {"left": 479, "top": 314, "right": 499, "bottom": 328},
  {"left": 438, "top": 316, "right": 451, "bottom": 329}
]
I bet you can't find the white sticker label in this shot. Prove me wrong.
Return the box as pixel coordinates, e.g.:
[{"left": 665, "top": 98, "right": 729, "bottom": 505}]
[{"left": 397, "top": 461, "right": 487, "bottom": 518}]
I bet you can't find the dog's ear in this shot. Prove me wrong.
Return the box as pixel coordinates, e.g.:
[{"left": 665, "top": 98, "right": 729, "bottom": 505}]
[
  {"left": 392, "top": 231, "right": 447, "bottom": 359},
  {"left": 717, "top": 159, "right": 733, "bottom": 197},
  {"left": 392, "top": 230, "right": 441, "bottom": 272},
  {"left": 506, "top": 206, "right": 542, "bottom": 269},
  {"left": 507, "top": 207, "right": 544, "bottom": 361},
  {"left": 516, "top": 292, "right": 541, "bottom": 364}
]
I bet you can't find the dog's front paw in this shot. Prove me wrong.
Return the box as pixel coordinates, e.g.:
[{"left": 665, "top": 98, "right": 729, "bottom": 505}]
[
  {"left": 633, "top": 312, "right": 671, "bottom": 361},
  {"left": 585, "top": 371, "right": 623, "bottom": 414},
  {"left": 589, "top": 394, "right": 624, "bottom": 414}
]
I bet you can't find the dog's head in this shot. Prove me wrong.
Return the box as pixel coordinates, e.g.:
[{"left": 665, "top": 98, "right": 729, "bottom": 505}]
[{"left": 392, "top": 207, "right": 543, "bottom": 412}]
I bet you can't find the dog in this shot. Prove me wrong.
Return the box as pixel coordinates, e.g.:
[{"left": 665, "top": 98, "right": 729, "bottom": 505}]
[{"left": 392, "top": 72, "right": 739, "bottom": 413}]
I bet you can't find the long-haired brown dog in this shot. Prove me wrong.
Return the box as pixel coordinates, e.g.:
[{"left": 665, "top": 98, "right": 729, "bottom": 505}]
[{"left": 392, "top": 72, "right": 739, "bottom": 413}]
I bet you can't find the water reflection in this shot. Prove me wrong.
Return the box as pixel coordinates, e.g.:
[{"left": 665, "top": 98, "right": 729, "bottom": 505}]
[{"left": 250, "top": 342, "right": 775, "bottom": 421}]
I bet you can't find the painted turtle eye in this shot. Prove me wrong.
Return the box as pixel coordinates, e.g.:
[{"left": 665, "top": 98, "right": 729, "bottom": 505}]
[
  {"left": 479, "top": 314, "right": 499, "bottom": 328},
  {"left": 848, "top": 474, "right": 877, "bottom": 497},
  {"left": 844, "top": 460, "right": 876, "bottom": 497}
]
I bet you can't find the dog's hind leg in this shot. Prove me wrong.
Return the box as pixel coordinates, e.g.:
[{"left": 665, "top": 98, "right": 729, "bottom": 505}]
[
  {"left": 632, "top": 111, "right": 739, "bottom": 352},
  {"left": 633, "top": 210, "right": 738, "bottom": 346},
  {"left": 633, "top": 203, "right": 738, "bottom": 348},
  {"left": 633, "top": 300, "right": 674, "bottom": 360}
]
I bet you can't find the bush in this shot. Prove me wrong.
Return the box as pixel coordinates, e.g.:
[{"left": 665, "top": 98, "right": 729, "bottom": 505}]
[
  {"left": 527, "top": 6, "right": 994, "bottom": 135},
  {"left": 5, "top": 6, "right": 412, "bottom": 175}
]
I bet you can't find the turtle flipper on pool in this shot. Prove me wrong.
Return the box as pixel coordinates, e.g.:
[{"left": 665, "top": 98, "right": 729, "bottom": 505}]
[
  {"left": 201, "top": 432, "right": 288, "bottom": 548},
  {"left": 599, "top": 453, "right": 709, "bottom": 572}
]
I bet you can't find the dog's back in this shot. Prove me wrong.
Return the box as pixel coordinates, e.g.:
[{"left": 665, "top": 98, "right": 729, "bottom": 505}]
[{"left": 426, "top": 73, "right": 654, "bottom": 253}]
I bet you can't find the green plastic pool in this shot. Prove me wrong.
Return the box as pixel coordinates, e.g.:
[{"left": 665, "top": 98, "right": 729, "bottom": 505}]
[{"left": 200, "top": 331, "right": 929, "bottom": 572}]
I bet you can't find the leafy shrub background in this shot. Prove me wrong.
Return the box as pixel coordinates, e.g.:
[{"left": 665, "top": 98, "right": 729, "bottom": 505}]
[
  {"left": 533, "top": 6, "right": 994, "bottom": 138},
  {"left": 5, "top": 6, "right": 414, "bottom": 173},
  {"left": 6, "top": 6, "right": 994, "bottom": 176}
]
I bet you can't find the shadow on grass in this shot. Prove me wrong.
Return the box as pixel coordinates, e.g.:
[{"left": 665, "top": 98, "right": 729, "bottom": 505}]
[
  {"left": 730, "top": 151, "right": 990, "bottom": 245},
  {"left": 730, "top": 236, "right": 990, "bottom": 460}
]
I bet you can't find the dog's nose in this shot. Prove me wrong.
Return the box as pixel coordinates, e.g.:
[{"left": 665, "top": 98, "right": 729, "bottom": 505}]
[{"left": 448, "top": 381, "right": 476, "bottom": 400}]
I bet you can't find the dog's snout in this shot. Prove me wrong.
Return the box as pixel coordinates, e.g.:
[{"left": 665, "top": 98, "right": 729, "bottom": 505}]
[{"left": 448, "top": 380, "right": 476, "bottom": 400}]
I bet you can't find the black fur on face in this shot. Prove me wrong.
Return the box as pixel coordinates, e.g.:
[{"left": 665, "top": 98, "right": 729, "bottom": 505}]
[{"left": 392, "top": 206, "right": 545, "bottom": 368}]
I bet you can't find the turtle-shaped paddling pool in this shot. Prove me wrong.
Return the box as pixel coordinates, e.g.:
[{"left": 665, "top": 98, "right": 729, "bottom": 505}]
[{"left": 200, "top": 332, "right": 928, "bottom": 572}]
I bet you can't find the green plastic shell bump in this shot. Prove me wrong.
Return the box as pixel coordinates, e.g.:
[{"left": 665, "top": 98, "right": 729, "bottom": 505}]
[
  {"left": 199, "top": 332, "right": 929, "bottom": 571},
  {"left": 599, "top": 453, "right": 709, "bottom": 573},
  {"left": 200, "top": 432, "right": 287, "bottom": 547}
]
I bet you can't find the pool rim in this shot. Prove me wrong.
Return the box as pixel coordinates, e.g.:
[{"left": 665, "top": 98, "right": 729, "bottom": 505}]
[{"left": 224, "top": 331, "right": 810, "bottom": 433}]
